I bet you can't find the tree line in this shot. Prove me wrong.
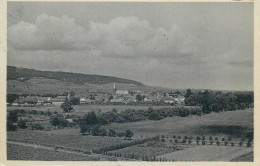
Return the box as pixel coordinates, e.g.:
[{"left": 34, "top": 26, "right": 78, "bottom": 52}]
[{"left": 184, "top": 89, "right": 253, "bottom": 113}]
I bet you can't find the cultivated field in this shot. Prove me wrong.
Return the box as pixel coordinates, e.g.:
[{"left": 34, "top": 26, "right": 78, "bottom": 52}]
[
  {"left": 104, "top": 108, "right": 253, "bottom": 139},
  {"left": 7, "top": 144, "right": 99, "bottom": 161},
  {"left": 7, "top": 107, "right": 254, "bottom": 161},
  {"left": 7, "top": 130, "right": 134, "bottom": 154},
  {"left": 156, "top": 145, "right": 253, "bottom": 161}
]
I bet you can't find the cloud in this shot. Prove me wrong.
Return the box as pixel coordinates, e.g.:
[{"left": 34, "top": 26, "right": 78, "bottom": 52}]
[{"left": 8, "top": 14, "right": 202, "bottom": 58}]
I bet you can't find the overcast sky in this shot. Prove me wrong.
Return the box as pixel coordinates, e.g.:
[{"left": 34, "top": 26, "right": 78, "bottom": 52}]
[{"left": 7, "top": 2, "right": 253, "bottom": 90}]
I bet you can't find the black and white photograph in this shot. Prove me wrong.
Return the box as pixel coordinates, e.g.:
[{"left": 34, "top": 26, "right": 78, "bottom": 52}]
[{"left": 5, "top": 1, "right": 254, "bottom": 162}]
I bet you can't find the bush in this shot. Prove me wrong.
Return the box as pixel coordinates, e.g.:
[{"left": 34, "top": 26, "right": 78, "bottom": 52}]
[
  {"left": 31, "top": 123, "right": 44, "bottom": 130},
  {"left": 125, "top": 129, "right": 134, "bottom": 140},
  {"left": 7, "top": 122, "right": 17, "bottom": 131},
  {"left": 108, "top": 129, "right": 117, "bottom": 137},
  {"left": 196, "top": 140, "right": 199, "bottom": 145},
  {"left": 217, "top": 141, "right": 220, "bottom": 146},
  {"left": 239, "top": 141, "right": 243, "bottom": 147},
  {"left": 246, "top": 141, "right": 252, "bottom": 147},
  {"left": 17, "top": 119, "right": 27, "bottom": 129},
  {"left": 224, "top": 141, "right": 228, "bottom": 146}
]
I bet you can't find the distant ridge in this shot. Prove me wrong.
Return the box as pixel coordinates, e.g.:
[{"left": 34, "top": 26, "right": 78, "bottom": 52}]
[{"left": 7, "top": 66, "right": 144, "bottom": 86}]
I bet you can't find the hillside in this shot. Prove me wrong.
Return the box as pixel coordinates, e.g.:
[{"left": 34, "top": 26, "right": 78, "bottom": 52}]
[
  {"left": 7, "top": 66, "right": 144, "bottom": 86},
  {"left": 7, "top": 66, "right": 170, "bottom": 95}
]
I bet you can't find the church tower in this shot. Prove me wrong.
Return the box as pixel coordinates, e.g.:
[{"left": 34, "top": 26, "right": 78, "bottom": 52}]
[{"left": 113, "top": 82, "right": 117, "bottom": 92}]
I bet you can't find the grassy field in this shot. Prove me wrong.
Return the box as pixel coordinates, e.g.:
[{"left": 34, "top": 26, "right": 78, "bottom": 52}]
[
  {"left": 104, "top": 109, "right": 253, "bottom": 139},
  {"left": 7, "top": 130, "right": 134, "bottom": 153},
  {"left": 156, "top": 145, "right": 253, "bottom": 161},
  {"left": 7, "top": 144, "right": 99, "bottom": 161}
]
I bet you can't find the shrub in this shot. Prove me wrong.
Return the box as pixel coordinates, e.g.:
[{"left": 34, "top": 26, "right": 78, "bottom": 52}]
[
  {"left": 239, "top": 141, "right": 243, "bottom": 147},
  {"left": 7, "top": 122, "right": 17, "bottom": 131},
  {"left": 231, "top": 142, "right": 234, "bottom": 146},
  {"left": 209, "top": 140, "right": 213, "bottom": 145},
  {"left": 108, "top": 129, "right": 117, "bottom": 137},
  {"left": 196, "top": 140, "right": 200, "bottom": 145},
  {"left": 175, "top": 139, "right": 178, "bottom": 143},
  {"left": 31, "top": 123, "right": 44, "bottom": 130},
  {"left": 202, "top": 141, "right": 206, "bottom": 145},
  {"left": 182, "top": 139, "right": 186, "bottom": 143},
  {"left": 17, "top": 119, "right": 27, "bottom": 129},
  {"left": 247, "top": 141, "right": 252, "bottom": 147},
  {"left": 217, "top": 141, "right": 220, "bottom": 146},
  {"left": 188, "top": 139, "right": 192, "bottom": 144},
  {"left": 125, "top": 129, "right": 134, "bottom": 140},
  {"left": 222, "top": 138, "right": 225, "bottom": 142},
  {"left": 224, "top": 141, "right": 228, "bottom": 146}
]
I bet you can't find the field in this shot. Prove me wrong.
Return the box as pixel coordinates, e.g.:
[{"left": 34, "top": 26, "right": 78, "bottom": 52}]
[
  {"left": 7, "top": 130, "right": 134, "bottom": 153},
  {"left": 156, "top": 145, "right": 253, "bottom": 161},
  {"left": 107, "top": 141, "right": 189, "bottom": 160},
  {"left": 7, "top": 107, "right": 254, "bottom": 161},
  {"left": 7, "top": 144, "right": 99, "bottom": 161},
  {"left": 104, "top": 108, "right": 253, "bottom": 139}
]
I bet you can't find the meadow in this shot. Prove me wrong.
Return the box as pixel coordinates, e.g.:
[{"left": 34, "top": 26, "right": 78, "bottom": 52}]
[{"left": 104, "top": 108, "right": 253, "bottom": 139}]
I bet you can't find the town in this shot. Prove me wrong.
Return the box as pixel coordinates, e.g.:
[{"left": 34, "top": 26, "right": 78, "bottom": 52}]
[{"left": 7, "top": 83, "right": 185, "bottom": 107}]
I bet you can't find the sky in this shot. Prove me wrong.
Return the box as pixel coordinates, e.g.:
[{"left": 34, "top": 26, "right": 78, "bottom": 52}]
[{"left": 7, "top": 2, "right": 253, "bottom": 90}]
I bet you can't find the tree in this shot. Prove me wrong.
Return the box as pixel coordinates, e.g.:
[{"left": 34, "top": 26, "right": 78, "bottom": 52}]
[
  {"left": 108, "top": 129, "right": 117, "bottom": 137},
  {"left": 7, "top": 122, "right": 17, "bottom": 131},
  {"left": 70, "top": 97, "right": 80, "bottom": 105},
  {"left": 70, "top": 91, "right": 76, "bottom": 97},
  {"left": 7, "top": 94, "right": 19, "bottom": 104},
  {"left": 185, "top": 89, "right": 192, "bottom": 98},
  {"left": 7, "top": 111, "right": 18, "bottom": 123},
  {"left": 50, "top": 116, "right": 60, "bottom": 127},
  {"left": 17, "top": 119, "right": 27, "bottom": 129},
  {"left": 125, "top": 129, "right": 134, "bottom": 140},
  {"left": 85, "top": 111, "right": 98, "bottom": 125},
  {"left": 61, "top": 99, "right": 73, "bottom": 112},
  {"left": 136, "top": 94, "right": 143, "bottom": 102},
  {"left": 92, "top": 125, "right": 101, "bottom": 136},
  {"left": 80, "top": 123, "right": 90, "bottom": 135},
  {"left": 100, "top": 128, "right": 107, "bottom": 136}
]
